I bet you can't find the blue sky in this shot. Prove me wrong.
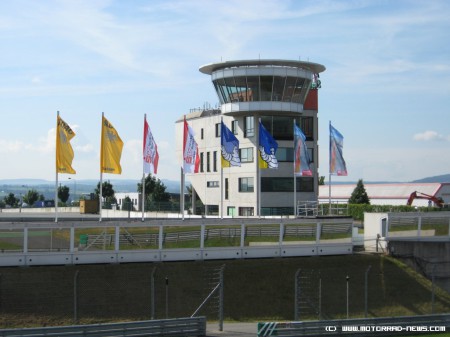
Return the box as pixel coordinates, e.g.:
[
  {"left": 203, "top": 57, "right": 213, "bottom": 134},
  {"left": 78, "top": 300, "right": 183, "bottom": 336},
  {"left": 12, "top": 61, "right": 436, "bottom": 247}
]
[{"left": 0, "top": 0, "right": 449, "bottom": 183}]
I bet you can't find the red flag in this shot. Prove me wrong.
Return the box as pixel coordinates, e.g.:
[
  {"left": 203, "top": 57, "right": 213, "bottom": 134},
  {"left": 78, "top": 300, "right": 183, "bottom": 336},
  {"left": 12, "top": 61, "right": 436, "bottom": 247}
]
[
  {"left": 183, "top": 117, "right": 199, "bottom": 173},
  {"left": 143, "top": 116, "right": 159, "bottom": 174}
]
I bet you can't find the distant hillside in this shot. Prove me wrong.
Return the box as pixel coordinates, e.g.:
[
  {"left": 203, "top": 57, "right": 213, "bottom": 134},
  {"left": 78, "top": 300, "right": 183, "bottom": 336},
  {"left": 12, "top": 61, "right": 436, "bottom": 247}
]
[
  {"left": 0, "top": 178, "right": 182, "bottom": 196},
  {"left": 411, "top": 174, "right": 450, "bottom": 183}
]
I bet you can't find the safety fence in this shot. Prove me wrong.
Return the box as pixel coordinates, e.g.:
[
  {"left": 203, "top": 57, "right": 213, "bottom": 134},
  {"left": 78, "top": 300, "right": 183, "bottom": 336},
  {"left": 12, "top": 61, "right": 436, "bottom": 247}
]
[
  {"left": 257, "top": 314, "right": 450, "bottom": 336},
  {"left": 0, "top": 255, "right": 449, "bottom": 329},
  {"left": 387, "top": 213, "right": 450, "bottom": 237},
  {"left": 0, "top": 317, "right": 207, "bottom": 337},
  {"left": 0, "top": 218, "right": 354, "bottom": 266}
]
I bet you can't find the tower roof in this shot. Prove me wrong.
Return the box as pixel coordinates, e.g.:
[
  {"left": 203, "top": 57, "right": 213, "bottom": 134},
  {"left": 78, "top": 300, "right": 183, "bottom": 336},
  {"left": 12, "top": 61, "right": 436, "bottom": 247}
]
[{"left": 199, "top": 59, "right": 326, "bottom": 75}]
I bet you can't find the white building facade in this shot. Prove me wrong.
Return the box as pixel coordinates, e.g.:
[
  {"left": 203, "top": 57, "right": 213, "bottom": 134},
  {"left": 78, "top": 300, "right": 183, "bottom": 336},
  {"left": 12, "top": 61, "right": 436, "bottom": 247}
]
[
  {"left": 319, "top": 183, "right": 450, "bottom": 207},
  {"left": 176, "top": 59, "right": 326, "bottom": 217}
]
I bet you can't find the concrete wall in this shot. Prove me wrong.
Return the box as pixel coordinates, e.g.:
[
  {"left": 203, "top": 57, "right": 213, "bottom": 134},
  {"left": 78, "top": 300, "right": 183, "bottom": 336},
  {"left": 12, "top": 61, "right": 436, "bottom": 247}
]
[{"left": 363, "top": 212, "right": 388, "bottom": 252}]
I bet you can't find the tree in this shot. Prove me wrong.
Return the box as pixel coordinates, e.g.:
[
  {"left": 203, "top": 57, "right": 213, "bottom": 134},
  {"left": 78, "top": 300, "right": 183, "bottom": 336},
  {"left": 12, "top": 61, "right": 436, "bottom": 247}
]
[
  {"left": 58, "top": 185, "right": 70, "bottom": 204},
  {"left": 121, "top": 196, "right": 135, "bottom": 211},
  {"left": 22, "top": 189, "right": 40, "bottom": 206},
  {"left": 318, "top": 176, "right": 325, "bottom": 185},
  {"left": 348, "top": 179, "right": 370, "bottom": 204},
  {"left": 4, "top": 193, "right": 18, "bottom": 207},
  {"left": 95, "top": 181, "right": 116, "bottom": 205},
  {"left": 137, "top": 174, "right": 170, "bottom": 203}
]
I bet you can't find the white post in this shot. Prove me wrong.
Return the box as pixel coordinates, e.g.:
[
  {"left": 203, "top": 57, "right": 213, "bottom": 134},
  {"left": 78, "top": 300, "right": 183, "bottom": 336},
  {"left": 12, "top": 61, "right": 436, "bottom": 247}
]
[
  {"left": 181, "top": 167, "right": 185, "bottom": 220},
  {"left": 293, "top": 119, "right": 296, "bottom": 218},
  {"left": 256, "top": 117, "right": 261, "bottom": 217},
  {"left": 142, "top": 114, "right": 146, "bottom": 222},
  {"left": 142, "top": 173, "right": 146, "bottom": 221},
  {"left": 99, "top": 112, "right": 104, "bottom": 222},
  {"left": 220, "top": 117, "right": 224, "bottom": 219},
  {"left": 55, "top": 111, "right": 59, "bottom": 223},
  {"left": 328, "top": 173, "right": 332, "bottom": 215},
  {"left": 70, "top": 227, "right": 75, "bottom": 253}
]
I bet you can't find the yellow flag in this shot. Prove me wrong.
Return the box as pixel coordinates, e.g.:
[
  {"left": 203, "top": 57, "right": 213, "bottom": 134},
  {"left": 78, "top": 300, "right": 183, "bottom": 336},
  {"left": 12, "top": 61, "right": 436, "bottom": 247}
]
[
  {"left": 56, "top": 115, "right": 76, "bottom": 174},
  {"left": 101, "top": 115, "right": 123, "bottom": 174}
]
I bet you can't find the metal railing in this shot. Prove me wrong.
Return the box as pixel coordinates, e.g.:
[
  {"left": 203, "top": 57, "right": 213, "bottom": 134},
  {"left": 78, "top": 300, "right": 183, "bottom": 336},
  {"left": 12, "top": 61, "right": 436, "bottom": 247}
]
[
  {"left": 258, "top": 313, "right": 450, "bottom": 336},
  {"left": 0, "top": 317, "right": 207, "bottom": 337},
  {"left": 0, "top": 218, "right": 355, "bottom": 266}
]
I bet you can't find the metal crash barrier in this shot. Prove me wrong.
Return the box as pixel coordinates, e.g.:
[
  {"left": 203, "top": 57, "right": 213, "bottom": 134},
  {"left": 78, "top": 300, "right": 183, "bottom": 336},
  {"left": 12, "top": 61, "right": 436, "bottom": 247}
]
[
  {"left": 0, "top": 317, "right": 207, "bottom": 337},
  {"left": 257, "top": 314, "right": 449, "bottom": 336}
]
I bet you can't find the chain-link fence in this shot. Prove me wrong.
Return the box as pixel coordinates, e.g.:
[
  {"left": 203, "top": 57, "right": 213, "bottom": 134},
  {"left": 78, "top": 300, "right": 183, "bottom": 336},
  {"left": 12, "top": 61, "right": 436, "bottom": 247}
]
[
  {"left": 0, "top": 255, "right": 449, "bottom": 328},
  {"left": 0, "top": 262, "right": 221, "bottom": 328}
]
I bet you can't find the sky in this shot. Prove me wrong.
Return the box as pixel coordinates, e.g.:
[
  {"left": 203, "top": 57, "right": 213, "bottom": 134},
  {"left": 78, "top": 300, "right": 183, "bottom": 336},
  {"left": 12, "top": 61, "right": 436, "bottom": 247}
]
[{"left": 0, "top": 0, "right": 449, "bottom": 184}]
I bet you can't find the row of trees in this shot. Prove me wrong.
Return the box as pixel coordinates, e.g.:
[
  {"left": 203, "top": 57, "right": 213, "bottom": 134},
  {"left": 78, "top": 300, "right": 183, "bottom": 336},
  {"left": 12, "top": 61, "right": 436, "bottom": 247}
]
[
  {"left": 1, "top": 186, "right": 72, "bottom": 208},
  {"left": 1, "top": 174, "right": 172, "bottom": 210}
]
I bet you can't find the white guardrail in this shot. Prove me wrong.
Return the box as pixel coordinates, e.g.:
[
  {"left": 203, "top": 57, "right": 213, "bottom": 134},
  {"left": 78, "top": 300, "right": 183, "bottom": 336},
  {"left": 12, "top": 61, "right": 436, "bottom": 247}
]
[
  {"left": 257, "top": 314, "right": 450, "bottom": 336},
  {"left": 0, "top": 317, "right": 207, "bottom": 337},
  {"left": 0, "top": 217, "right": 354, "bottom": 267}
]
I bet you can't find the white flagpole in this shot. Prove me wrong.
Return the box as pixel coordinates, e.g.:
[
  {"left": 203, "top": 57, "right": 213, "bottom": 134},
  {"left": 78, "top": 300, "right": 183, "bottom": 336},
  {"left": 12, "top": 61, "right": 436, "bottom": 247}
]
[
  {"left": 181, "top": 115, "right": 186, "bottom": 220},
  {"left": 142, "top": 173, "right": 146, "bottom": 221},
  {"left": 142, "top": 114, "right": 146, "bottom": 222},
  {"left": 99, "top": 112, "right": 104, "bottom": 222},
  {"left": 220, "top": 117, "right": 223, "bottom": 219},
  {"left": 328, "top": 121, "right": 332, "bottom": 215},
  {"left": 257, "top": 118, "right": 261, "bottom": 218},
  {"left": 55, "top": 111, "right": 59, "bottom": 223},
  {"left": 293, "top": 119, "right": 296, "bottom": 218},
  {"left": 181, "top": 167, "right": 185, "bottom": 220}
]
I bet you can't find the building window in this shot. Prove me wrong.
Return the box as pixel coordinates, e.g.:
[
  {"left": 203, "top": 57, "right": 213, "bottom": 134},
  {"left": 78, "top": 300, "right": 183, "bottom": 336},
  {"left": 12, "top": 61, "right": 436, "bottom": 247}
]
[
  {"left": 276, "top": 147, "right": 314, "bottom": 163},
  {"left": 276, "top": 148, "right": 294, "bottom": 162},
  {"left": 297, "top": 177, "right": 314, "bottom": 192},
  {"left": 225, "top": 178, "right": 229, "bottom": 200},
  {"left": 213, "top": 151, "right": 217, "bottom": 172},
  {"left": 301, "top": 117, "right": 314, "bottom": 141},
  {"left": 239, "top": 147, "right": 254, "bottom": 163},
  {"left": 201, "top": 128, "right": 204, "bottom": 140},
  {"left": 239, "top": 177, "right": 254, "bottom": 192},
  {"left": 215, "top": 123, "right": 221, "bottom": 137},
  {"left": 244, "top": 116, "right": 254, "bottom": 138},
  {"left": 200, "top": 152, "right": 204, "bottom": 173},
  {"left": 261, "top": 177, "right": 314, "bottom": 192},
  {"left": 239, "top": 207, "right": 254, "bottom": 216},
  {"left": 207, "top": 152, "right": 210, "bottom": 172},
  {"left": 232, "top": 120, "right": 239, "bottom": 135},
  {"left": 261, "top": 116, "right": 303, "bottom": 141},
  {"left": 207, "top": 181, "right": 219, "bottom": 188}
]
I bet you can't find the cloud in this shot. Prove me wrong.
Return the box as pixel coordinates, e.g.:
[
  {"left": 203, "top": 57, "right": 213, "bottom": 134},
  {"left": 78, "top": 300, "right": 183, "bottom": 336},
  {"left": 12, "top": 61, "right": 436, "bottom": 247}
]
[
  {"left": 74, "top": 144, "right": 94, "bottom": 153},
  {"left": 0, "top": 139, "right": 24, "bottom": 153},
  {"left": 413, "top": 131, "right": 448, "bottom": 141}
]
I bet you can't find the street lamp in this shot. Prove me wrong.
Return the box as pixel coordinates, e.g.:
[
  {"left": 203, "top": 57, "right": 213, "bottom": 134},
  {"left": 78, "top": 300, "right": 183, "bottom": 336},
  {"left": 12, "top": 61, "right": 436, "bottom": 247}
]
[{"left": 68, "top": 177, "right": 77, "bottom": 203}]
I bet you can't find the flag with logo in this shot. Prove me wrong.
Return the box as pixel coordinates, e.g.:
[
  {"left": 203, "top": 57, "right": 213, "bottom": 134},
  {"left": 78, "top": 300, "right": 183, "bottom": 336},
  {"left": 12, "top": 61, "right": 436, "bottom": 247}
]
[
  {"left": 143, "top": 116, "right": 159, "bottom": 174},
  {"left": 56, "top": 115, "right": 76, "bottom": 174},
  {"left": 329, "top": 123, "right": 347, "bottom": 176},
  {"left": 100, "top": 115, "right": 124, "bottom": 174},
  {"left": 259, "top": 121, "right": 278, "bottom": 169},
  {"left": 183, "top": 117, "right": 200, "bottom": 173},
  {"left": 294, "top": 123, "right": 312, "bottom": 176},
  {"left": 221, "top": 121, "right": 240, "bottom": 167}
]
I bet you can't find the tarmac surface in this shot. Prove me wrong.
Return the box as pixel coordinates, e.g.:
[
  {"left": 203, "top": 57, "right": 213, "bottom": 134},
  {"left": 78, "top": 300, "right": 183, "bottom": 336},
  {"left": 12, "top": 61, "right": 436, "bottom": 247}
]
[{"left": 207, "top": 322, "right": 256, "bottom": 337}]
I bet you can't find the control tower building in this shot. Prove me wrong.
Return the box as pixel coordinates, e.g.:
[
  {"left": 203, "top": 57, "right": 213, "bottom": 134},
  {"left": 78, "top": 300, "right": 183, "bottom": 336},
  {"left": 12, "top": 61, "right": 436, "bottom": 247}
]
[{"left": 176, "top": 59, "right": 325, "bottom": 217}]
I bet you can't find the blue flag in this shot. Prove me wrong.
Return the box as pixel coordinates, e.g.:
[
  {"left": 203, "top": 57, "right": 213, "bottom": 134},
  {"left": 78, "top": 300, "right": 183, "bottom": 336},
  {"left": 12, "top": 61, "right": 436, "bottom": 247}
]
[
  {"left": 294, "top": 123, "right": 312, "bottom": 176},
  {"left": 330, "top": 123, "right": 347, "bottom": 176},
  {"left": 221, "top": 121, "right": 240, "bottom": 167},
  {"left": 259, "top": 121, "right": 278, "bottom": 169}
]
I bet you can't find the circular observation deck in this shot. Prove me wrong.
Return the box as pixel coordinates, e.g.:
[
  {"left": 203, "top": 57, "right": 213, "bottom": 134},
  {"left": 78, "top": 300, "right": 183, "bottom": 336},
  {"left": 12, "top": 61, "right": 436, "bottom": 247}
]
[{"left": 199, "top": 59, "right": 326, "bottom": 116}]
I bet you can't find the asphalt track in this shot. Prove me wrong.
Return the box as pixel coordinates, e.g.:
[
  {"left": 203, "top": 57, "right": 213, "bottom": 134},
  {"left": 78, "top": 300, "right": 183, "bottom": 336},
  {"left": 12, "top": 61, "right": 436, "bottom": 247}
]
[{"left": 207, "top": 322, "right": 256, "bottom": 337}]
